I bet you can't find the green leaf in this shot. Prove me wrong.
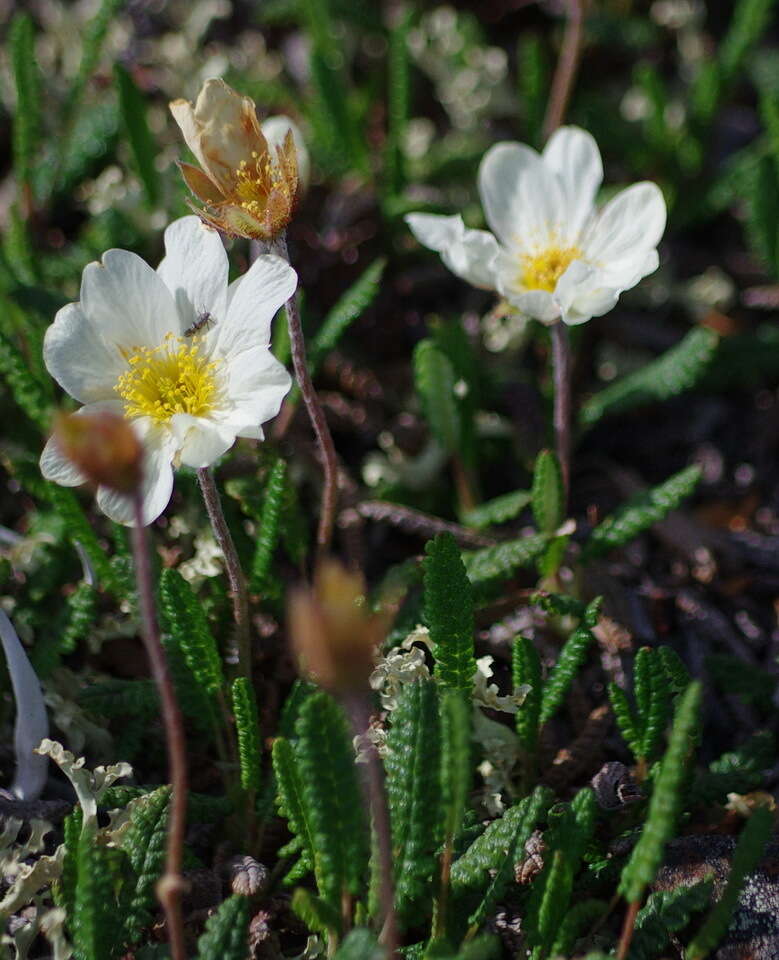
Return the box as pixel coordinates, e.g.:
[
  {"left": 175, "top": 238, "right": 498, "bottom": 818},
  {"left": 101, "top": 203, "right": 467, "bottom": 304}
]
[
  {"left": 686, "top": 806, "right": 773, "bottom": 960},
  {"left": 386, "top": 680, "right": 442, "bottom": 926},
  {"left": 10, "top": 14, "right": 40, "bottom": 196},
  {"left": 609, "top": 682, "right": 642, "bottom": 759},
  {"left": 745, "top": 154, "right": 779, "bottom": 276},
  {"left": 291, "top": 887, "right": 342, "bottom": 937},
  {"left": 120, "top": 787, "right": 170, "bottom": 945},
  {"left": 249, "top": 458, "right": 287, "bottom": 594},
  {"left": 385, "top": 9, "right": 412, "bottom": 197},
  {"left": 334, "top": 929, "right": 385, "bottom": 960},
  {"left": 159, "top": 569, "right": 225, "bottom": 698},
  {"left": 582, "top": 465, "right": 702, "bottom": 561},
  {"left": 630, "top": 880, "right": 713, "bottom": 960},
  {"left": 72, "top": 831, "right": 117, "bottom": 960},
  {"left": 423, "top": 533, "right": 476, "bottom": 693},
  {"left": 272, "top": 737, "right": 316, "bottom": 884},
  {"left": 531, "top": 449, "right": 564, "bottom": 534},
  {"left": 513, "top": 636, "right": 542, "bottom": 756},
  {"left": 232, "top": 678, "right": 262, "bottom": 793},
  {"left": 462, "top": 489, "right": 532, "bottom": 529},
  {"left": 620, "top": 681, "right": 702, "bottom": 903},
  {"left": 517, "top": 33, "right": 549, "bottom": 149},
  {"left": 462, "top": 533, "right": 549, "bottom": 584},
  {"left": 440, "top": 689, "right": 471, "bottom": 844},
  {"left": 295, "top": 692, "right": 369, "bottom": 907},
  {"left": 550, "top": 900, "right": 608, "bottom": 958},
  {"left": 539, "top": 620, "right": 596, "bottom": 726},
  {"left": 414, "top": 339, "right": 460, "bottom": 454},
  {"left": 195, "top": 894, "right": 250, "bottom": 960},
  {"left": 580, "top": 329, "right": 719, "bottom": 428},
  {"left": 0, "top": 326, "right": 51, "bottom": 429},
  {"left": 114, "top": 64, "right": 160, "bottom": 208}
]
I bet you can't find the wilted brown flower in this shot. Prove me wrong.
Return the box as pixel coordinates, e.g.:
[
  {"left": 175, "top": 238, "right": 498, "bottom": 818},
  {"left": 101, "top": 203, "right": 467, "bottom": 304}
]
[
  {"left": 54, "top": 411, "right": 143, "bottom": 495},
  {"left": 169, "top": 78, "right": 300, "bottom": 241},
  {"left": 288, "top": 561, "right": 393, "bottom": 694}
]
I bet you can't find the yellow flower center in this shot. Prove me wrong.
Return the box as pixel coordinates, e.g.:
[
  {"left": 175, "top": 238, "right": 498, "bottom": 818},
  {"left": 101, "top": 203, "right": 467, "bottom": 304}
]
[
  {"left": 234, "top": 151, "right": 286, "bottom": 215},
  {"left": 521, "top": 246, "right": 582, "bottom": 292},
  {"left": 115, "top": 335, "right": 219, "bottom": 424}
]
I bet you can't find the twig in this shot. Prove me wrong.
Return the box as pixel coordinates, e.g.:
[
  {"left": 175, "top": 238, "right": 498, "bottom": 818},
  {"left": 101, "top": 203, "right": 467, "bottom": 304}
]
[
  {"left": 551, "top": 320, "right": 572, "bottom": 500},
  {"left": 616, "top": 899, "right": 640, "bottom": 960},
  {"left": 542, "top": 0, "right": 586, "bottom": 141},
  {"left": 197, "top": 467, "right": 251, "bottom": 681},
  {"left": 357, "top": 500, "right": 499, "bottom": 548},
  {"left": 343, "top": 694, "right": 398, "bottom": 960},
  {"left": 273, "top": 233, "right": 338, "bottom": 559},
  {"left": 131, "top": 496, "right": 187, "bottom": 960}
]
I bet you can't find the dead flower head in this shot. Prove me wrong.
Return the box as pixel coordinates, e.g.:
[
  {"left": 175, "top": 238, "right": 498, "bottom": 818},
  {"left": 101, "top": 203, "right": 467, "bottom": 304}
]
[
  {"left": 170, "top": 78, "right": 302, "bottom": 241},
  {"left": 288, "top": 560, "right": 394, "bottom": 694},
  {"left": 54, "top": 410, "right": 143, "bottom": 495}
]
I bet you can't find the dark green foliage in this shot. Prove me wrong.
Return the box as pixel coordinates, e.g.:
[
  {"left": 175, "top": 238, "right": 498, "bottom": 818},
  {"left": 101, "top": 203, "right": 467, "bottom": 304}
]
[
  {"left": 461, "top": 533, "right": 549, "bottom": 584},
  {"left": 232, "top": 677, "right": 262, "bottom": 793},
  {"left": 195, "top": 894, "right": 250, "bottom": 960},
  {"left": 291, "top": 887, "right": 342, "bottom": 937},
  {"left": 451, "top": 787, "right": 551, "bottom": 929},
  {"left": 334, "top": 928, "right": 384, "bottom": 960},
  {"left": 423, "top": 533, "right": 476, "bottom": 693},
  {"left": 250, "top": 458, "right": 287, "bottom": 594},
  {"left": 114, "top": 64, "right": 160, "bottom": 208},
  {"left": 462, "top": 489, "right": 532, "bottom": 529},
  {"left": 62, "top": 582, "right": 98, "bottom": 655},
  {"left": 385, "top": 680, "right": 442, "bottom": 926},
  {"left": 513, "top": 636, "right": 542, "bottom": 756},
  {"left": 656, "top": 647, "right": 690, "bottom": 695},
  {"left": 629, "top": 880, "right": 713, "bottom": 960},
  {"left": 415, "top": 339, "right": 460, "bottom": 454},
  {"left": 72, "top": 831, "right": 117, "bottom": 960},
  {"left": 161, "top": 627, "right": 218, "bottom": 737},
  {"left": 620, "top": 681, "right": 702, "bottom": 903},
  {"left": 80, "top": 678, "right": 157, "bottom": 720},
  {"left": 440, "top": 689, "right": 471, "bottom": 844},
  {"left": 54, "top": 806, "right": 83, "bottom": 922},
  {"left": 708, "top": 653, "right": 777, "bottom": 706},
  {"left": 581, "top": 465, "right": 702, "bottom": 561},
  {"left": 745, "top": 154, "right": 779, "bottom": 276},
  {"left": 579, "top": 329, "right": 719, "bottom": 428},
  {"left": 550, "top": 899, "right": 608, "bottom": 957},
  {"left": 517, "top": 33, "right": 549, "bottom": 148},
  {"left": 531, "top": 449, "right": 565, "bottom": 534},
  {"left": 691, "top": 731, "right": 775, "bottom": 806},
  {"left": 159, "top": 569, "right": 225, "bottom": 698},
  {"left": 287, "top": 692, "right": 368, "bottom": 907},
  {"left": 271, "top": 740, "right": 314, "bottom": 880},
  {"left": 10, "top": 14, "right": 40, "bottom": 195},
  {"left": 0, "top": 329, "right": 51, "bottom": 429},
  {"left": 385, "top": 11, "right": 412, "bottom": 196},
  {"left": 47, "top": 486, "right": 116, "bottom": 590},
  {"left": 686, "top": 806, "right": 773, "bottom": 959},
  {"left": 539, "top": 617, "right": 597, "bottom": 726},
  {"left": 120, "top": 787, "right": 170, "bottom": 945}
]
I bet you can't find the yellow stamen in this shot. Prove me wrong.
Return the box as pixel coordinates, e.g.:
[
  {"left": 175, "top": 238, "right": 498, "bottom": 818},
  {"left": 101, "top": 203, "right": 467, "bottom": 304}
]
[
  {"left": 115, "top": 334, "right": 219, "bottom": 424},
  {"left": 521, "top": 246, "right": 582, "bottom": 292},
  {"left": 233, "top": 153, "right": 287, "bottom": 215}
]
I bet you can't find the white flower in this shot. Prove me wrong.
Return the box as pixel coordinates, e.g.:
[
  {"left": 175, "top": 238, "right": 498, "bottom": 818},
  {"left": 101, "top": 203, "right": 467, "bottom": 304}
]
[
  {"left": 40, "top": 216, "right": 295, "bottom": 526},
  {"left": 406, "top": 126, "right": 666, "bottom": 326}
]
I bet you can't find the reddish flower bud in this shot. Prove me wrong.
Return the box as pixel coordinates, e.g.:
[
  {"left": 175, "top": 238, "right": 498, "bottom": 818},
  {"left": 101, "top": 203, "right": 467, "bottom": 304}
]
[{"left": 54, "top": 411, "right": 143, "bottom": 495}]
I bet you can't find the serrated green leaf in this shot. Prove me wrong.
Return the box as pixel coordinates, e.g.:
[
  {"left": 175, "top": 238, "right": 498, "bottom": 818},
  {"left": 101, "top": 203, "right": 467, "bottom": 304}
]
[
  {"left": 114, "top": 64, "right": 160, "bottom": 208},
  {"left": 462, "top": 533, "right": 549, "bottom": 584},
  {"left": 580, "top": 329, "right": 719, "bottom": 428},
  {"left": 232, "top": 677, "right": 262, "bottom": 793},
  {"left": 414, "top": 339, "right": 460, "bottom": 454},
  {"left": 462, "top": 489, "right": 532, "bottom": 529},
  {"left": 423, "top": 533, "right": 476, "bottom": 693},
  {"left": 196, "top": 894, "right": 250, "bottom": 960},
  {"left": 582, "top": 465, "right": 701, "bottom": 561},
  {"left": 531, "top": 449, "right": 564, "bottom": 534}
]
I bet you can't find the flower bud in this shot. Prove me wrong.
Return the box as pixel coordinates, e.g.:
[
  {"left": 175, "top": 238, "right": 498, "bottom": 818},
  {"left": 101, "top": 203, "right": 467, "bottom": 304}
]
[
  {"left": 54, "top": 411, "right": 143, "bottom": 495},
  {"left": 288, "top": 561, "right": 392, "bottom": 694}
]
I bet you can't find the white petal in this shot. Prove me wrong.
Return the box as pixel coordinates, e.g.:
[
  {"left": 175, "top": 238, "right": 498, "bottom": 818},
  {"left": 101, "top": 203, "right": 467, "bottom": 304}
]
[
  {"left": 584, "top": 182, "right": 667, "bottom": 266},
  {"left": 504, "top": 288, "right": 560, "bottom": 324},
  {"left": 157, "top": 216, "right": 228, "bottom": 332},
  {"left": 43, "top": 302, "right": 127, "bottom": 404},
  {"left": 40, "top": 434, "right": 87, "bottom": 486},
  {"left": 542, "top": 126, "right": 602, "bottom": 239},
  {"left": 220, "top": 347, "right": 292, "bottom": 429},
  {"left": 96, "top": 426, "right": 176, "bottom": 526},
  {"left": 478, "top": 142, "right": 564, "bottom": 249},
  {"left": 406, "top": 213, "right": 500, "bottom": 290},
  {"left": 554, "top": 261, "right": 619, "bottom": 325},
  {"left": 215, "top": 254, "right": 297, "bottom": 357},
  {"left": 262, "top": 115, "right": 310, "bottom": 189},
  {"left": 80, "top": 249, "right": 180, "bottom": 351},
  {"left": 170, "top": 414, "right": 235, "bottom": 469}
]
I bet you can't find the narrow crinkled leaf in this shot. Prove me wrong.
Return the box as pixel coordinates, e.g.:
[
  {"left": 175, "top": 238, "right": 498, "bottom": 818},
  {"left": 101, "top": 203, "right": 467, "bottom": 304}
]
[{"left": 423, "top": 533, "right": 476, "bottom": 693}]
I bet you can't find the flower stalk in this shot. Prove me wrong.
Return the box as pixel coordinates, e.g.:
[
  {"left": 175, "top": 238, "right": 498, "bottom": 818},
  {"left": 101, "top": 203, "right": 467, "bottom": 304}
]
[
  {"left": 551, "top": 319, "right": 572, "bottom": 500},
  {"left": 274, "top": 232, "right": 339, "bottom": 559},
  {"left": 130, "top": 493, "right": 187, "bottom": 960},
  {"left": 197, "top": 466, "right": 252, "bottom": 682}
]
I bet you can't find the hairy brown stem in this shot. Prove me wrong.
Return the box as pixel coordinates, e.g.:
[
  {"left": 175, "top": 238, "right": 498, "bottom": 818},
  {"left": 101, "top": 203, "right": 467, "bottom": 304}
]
[
  {"left": 343, "top": 695, "right": 398, "bottom": 959},
  {"left": 197, "top": 467, "right": 251, "bottom": 681},
  {"left": 551, "top": 320, "right": 571, "bottom": 501},
  {"left": 542, "top": 0, "right": 586, "bottom": 141},
  {"left": 274, "top": 233, "right": 339, "bottom": 560},
  {"left": 616, "top": 899, "right": 640, "bottom": 960},
  {"left": 131, "top": 497, "right": 187, "bottom": 960}
]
